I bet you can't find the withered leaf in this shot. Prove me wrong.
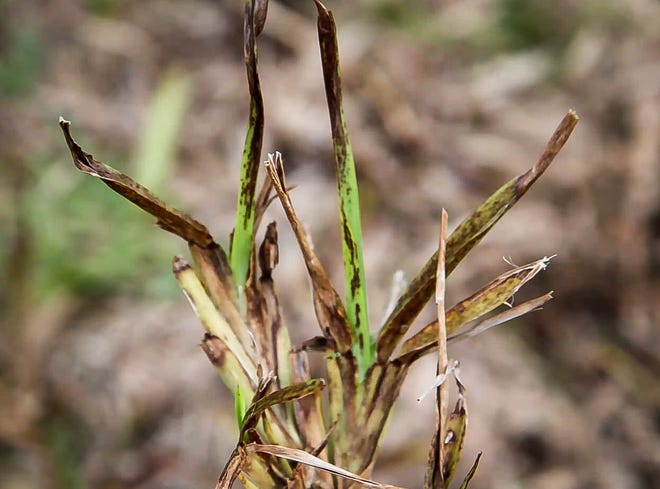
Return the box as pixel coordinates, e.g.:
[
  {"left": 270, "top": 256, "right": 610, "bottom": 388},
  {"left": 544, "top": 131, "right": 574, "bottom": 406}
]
[
  {"left": 398, "top": 256, "right": 554, "bottom": 363},
  {"left": 241, "top": 378, "right": 326, "bottom": 437},
  {"left": 265, "top": 152, "right": 354, "bottom": 353},
  {"left": 59, "top": 117, "right": 215, "bottom": 247},
  {"left": 246, "top": 443, "right": 409, "bottom": 489},
  {"left": 376, "top": 111, "right": 579, "bottom": 363},
  {"left": 458, "top": 452, "right": 483, "bottom": 489}
]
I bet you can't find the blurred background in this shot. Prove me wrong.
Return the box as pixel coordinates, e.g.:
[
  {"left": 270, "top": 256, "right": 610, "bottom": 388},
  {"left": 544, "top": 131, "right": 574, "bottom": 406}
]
[{"left": 1, "top": 0, "right": 658, "bottom": 488}]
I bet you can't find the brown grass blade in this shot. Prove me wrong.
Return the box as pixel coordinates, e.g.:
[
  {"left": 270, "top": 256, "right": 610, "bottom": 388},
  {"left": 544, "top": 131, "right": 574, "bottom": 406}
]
[
  {"left": 241, "top": 378, "right": 326, "bottom": 436},
  {"left": 441, "top": 375, "right": 468, "bottom": 487},
  {"left": 359, "top": 362, "right": 408, "bottom": 475},
  {"left": 324, "top": 353, "right": 360, "bottom": 481},
  {"left": 265, "top": 152, "right": 354, "bottom": 353},
  {"left": 458, "top": 452, "right": 482, "bottom": 489},
  {"left": 214, "top": 447, "right": 246, "bottom": 489},
  {"left": 246, "top": 222, "right": 286, "bottom": 379},
  {"left": 289, "top": 350, "right": 334, "bottom": 489},
  {"left": 448, "top": 292, "right": 553, "bottom": 341},
  {"left": 246, "top": 443, "right": 409, "bottom": 489},
  {"left": 252, "top": 0, "right": 269, "bottom": 36},
  {"left": 398, "top": 256, "right": 554, "bottom": 363},
  {"left": 290, "top": 351, "right": 329, "bottom": 451},
  {"left": 260, "top": 222, "right": 293, "bottom": 388},
  {"left": 376, "top": 111, "right": 579, "bottom": 363},
  {"left": 59, "top": 117, "right": 215, "bottom": 248},
  {"left": 425, "top": 209, "right": 449, "bottom": 489},
  {"left": 199, "top": 332, "right": 256, "bottom": 402}
]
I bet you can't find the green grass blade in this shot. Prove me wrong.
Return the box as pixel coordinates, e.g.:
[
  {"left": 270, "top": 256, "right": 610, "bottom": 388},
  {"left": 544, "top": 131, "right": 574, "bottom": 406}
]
[
  {"left": 133, "top": 70, "right": 192, "bottom": 190},
  {"left": 315, "top": 0, "right": 372, "bottom": 376},
  {"left": 235, "top": 384, "right": 248, "bottom": 428},
  {"left": 230, "top": 0, "right": 268, "bottom": 296}
]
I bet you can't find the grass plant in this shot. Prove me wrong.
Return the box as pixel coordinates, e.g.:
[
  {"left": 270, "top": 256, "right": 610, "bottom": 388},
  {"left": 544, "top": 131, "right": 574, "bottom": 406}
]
[{"left": 59, "top": 1, "right": 578, "bottom": 487}]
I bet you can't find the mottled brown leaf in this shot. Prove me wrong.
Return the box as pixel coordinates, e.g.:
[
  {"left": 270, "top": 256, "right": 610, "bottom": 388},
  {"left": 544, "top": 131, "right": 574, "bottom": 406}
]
[
  {"left": 398, "top": 256, "right": 554, "bottom": 363},
  {"left": 265, "top": 152, "right": 354, "bottom": 353},
  {"left": 376, "top": 111, "right": 579, "bottom": 363},
  {"left": 60, "top": 118, "right": 215, "bottom": 247}
]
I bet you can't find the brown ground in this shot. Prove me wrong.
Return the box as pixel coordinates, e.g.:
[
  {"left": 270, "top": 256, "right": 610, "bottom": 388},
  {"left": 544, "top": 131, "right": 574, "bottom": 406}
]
[{"left": 1, "top": 1, "right": 658, "bottom": 488}]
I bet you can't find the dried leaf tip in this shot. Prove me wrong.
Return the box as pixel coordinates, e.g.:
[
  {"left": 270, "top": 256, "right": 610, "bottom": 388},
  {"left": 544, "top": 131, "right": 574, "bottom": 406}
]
[
  {"left": 265, "top": 151, "right": 283, "bottom": 167},
  {"left": 58, "top": 116, "right": 70, "bottom": 125},
  {"left": 172, "top": 256, "right": 191, "bottom": 274},
  {"left": 313, "top": 0, "right": 329, "bottom": 15}
]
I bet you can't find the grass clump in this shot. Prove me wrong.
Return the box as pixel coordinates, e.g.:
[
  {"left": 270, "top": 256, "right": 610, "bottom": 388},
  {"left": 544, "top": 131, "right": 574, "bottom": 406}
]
[{"left": 60, "top": 1, "right": 578, "bottom": 487}]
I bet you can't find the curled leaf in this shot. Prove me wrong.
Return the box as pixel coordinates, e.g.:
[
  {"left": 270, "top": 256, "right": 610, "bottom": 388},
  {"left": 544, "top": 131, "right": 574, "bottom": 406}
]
[
  {"left": 241, "top": 378, "right": 326, "bottom": 437},
  {"left": 60, "top": 117, "right": 215, "bottom": 247},
  {"left": 246, "top": 443, "right": 409, "bottom": 489}
]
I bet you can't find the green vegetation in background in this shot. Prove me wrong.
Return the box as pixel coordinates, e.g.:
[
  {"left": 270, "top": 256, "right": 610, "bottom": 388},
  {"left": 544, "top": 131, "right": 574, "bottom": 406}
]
[
  {"left": 0, "top": 24, "right": 45, "bottom": 98},
  {"left": 85, "top": 0, "right": 124, "bottom": 16},
  {"left": 24, "top": 165, "right": 178, "bottom": 299},
  {"left": 495, "top": 0, "right": 579, "bottom": 51},
  {"left": 22, "top": 71, "right": 192, "bottom": 300},
  {"left": 47, "top": 417, "right": 91, "bottom": 489},
  {"left": 134, "top": 70, "right": 192, "bottom": 190},
  {"left": 365, "top": 0, "right": 629, "bottom": 62}
]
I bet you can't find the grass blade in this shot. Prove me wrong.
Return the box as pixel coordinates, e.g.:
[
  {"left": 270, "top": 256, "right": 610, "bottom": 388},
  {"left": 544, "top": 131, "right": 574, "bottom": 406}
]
[
  {"left": 441, "top": 376, "right": 468, "bottom": 487},
  {"left": 246, "top": 443, "right": 409, "bottom": 489},
  {"left": 425, "top": 209, "right": 449, "bottom": 489},
  {"left": 448, "top": 292, "right": 553, "bottom": 341},
  {"left": 200, "top": 333, "right": 256, "bottom": 402},
  {"left": 230, "top": 0, "right": 269, "bottom": 294},
  {"left": 458, "top": 452, "right": 483, "bottom": 489},
  {"left": 315, "top": 0, "right": 372, "bottom": 376},
  {"left": 214, "top": 448, "right": 246, "bottom": 489},
  {"left": 376, "top": 110, "right": 579, "bottom": 363},
  {"left": 60, "top": 118, "right": 216, "bottom": 248},
  {"left": 133, "top": 70, "right": 192, "bottom": 190},
  {"left": 290, "top": 351, "right": 330, "bottom": 469},
  {"left": 249, "top": 222, "right": 293, "bottom": 388},
  {"left": 173, "top": 257, "right": 257, "bottom": 392},
  {"left": 358, "top": 362, "right": 407, "bottom": 473},
  {"left": 398, "top": 256, "right": 554, "bottom": 363},
  {"left": 241, "top": 378, "right": 326, "bottom": 436},
  {"left": 265, "top": 152, "right": 354, "bottom": 353}
]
